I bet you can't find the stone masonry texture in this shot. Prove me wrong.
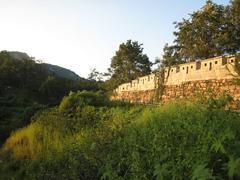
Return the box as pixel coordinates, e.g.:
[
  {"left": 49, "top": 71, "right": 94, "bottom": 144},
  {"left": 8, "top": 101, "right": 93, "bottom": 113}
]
[{"left": 112, "top": 55, "right": 240, "bottom": 104}]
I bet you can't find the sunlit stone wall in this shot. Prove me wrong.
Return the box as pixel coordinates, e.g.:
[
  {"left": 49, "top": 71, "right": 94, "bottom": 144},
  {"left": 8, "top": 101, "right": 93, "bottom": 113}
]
[
  {"left": 115, "top": 55, "right": 237, "bottom": 93},
  {"left": 113, "top": 55, "right": 240, "bottom": 104}
]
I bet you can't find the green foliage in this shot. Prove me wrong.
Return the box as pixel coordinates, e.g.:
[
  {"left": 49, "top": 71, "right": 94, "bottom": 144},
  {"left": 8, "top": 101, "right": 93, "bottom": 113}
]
[
  {"left": 229, "top": 0, "right": 240, "bottom": 52},
  {"left": 107, "top": 40, "right": 152, "bottom": 89},
  {"left": 0, "top": 51, "right": 102, "bottom": 145},
  {"left": 88, "top": 68, "right": 104, "bottom": 81},
  {"left": 1, "top": 88, "right": 240, "bottom": 180},
  {"left": 0, "top": 96, "right": 45, "bottom": 145},
  {"left": 0, "top": 91, "right": 138, "bottom": 179},
  {"left": 39, "top": 75, "right": 74, "bottom": 105},
  {"left": 41, "top": 63, "right": 81, "bottom": 81},
  {"left": 157, "top": 44, "right": 185, "bottom": 68},
  {"left": 227, "top": 157, "right": 240, "bottom": 178},
  {"left": 174, "top": 1, "right": 227, "bottom": 59},
  {"left": 59, "top": 91, "right": 109, "bottom": 114},
  {"left": 191, "top": 164, "right": 214, "bottom": 180},
  {"left": 153, "top": 164, "right": 170, "bottom": 180},
  {"left": 161, "top": 0, "right": 240, "bottom": 62},
  {"left": 100, "top": 100, "right": 240, "bottom": 179}
]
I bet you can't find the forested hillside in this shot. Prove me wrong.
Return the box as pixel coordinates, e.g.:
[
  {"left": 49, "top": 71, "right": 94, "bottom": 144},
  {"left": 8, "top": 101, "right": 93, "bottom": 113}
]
[
  {"left": 7, "top": 51, "right": 82, "bottom": 81},
  {"left": 0, "top": 51, "right": 101, "bottom": 145}
]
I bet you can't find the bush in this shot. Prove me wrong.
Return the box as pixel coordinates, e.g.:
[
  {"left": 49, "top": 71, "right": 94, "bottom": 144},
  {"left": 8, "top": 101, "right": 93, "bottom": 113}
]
[
  {"left": 102, "top": 101, "right": 240, "bottom": 179},
  {"left": 1, "top": 94, "right": 240, "bottom": 179},
  {"left": 59, "top": 91, "right": 109, "bottom": 114}
]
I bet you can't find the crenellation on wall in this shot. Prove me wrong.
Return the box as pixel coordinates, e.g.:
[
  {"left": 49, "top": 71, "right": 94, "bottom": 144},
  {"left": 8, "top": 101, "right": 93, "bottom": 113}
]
[
  {"left": 112, "top": 55, "right": 240, "bottom": 104},
  {"left": 164, "top": 55, "right": 237, "bottom": 85},
  {"left": 116, "top": 73, "right": 156, "bottom": 92},
  {"left": 115, "top": 55, "right": 237, "bottom": 94},
  {"left": 112, "top": 79, "right": 240, "bottom": 104}
]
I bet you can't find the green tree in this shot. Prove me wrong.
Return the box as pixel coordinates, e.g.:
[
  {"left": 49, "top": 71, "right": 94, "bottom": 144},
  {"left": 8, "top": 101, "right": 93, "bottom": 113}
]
[
  {"left": 39, "top": 75, "right": 69, "bottom": 105},
  {"left": 155, "top": 0, "right": 239, "bottom": 66},
  {"left": 228, "top": 0, "right": 240, "bottom": 53},
  {"left": 88, "top": 68, "right": 103, "bottom": 81},
  {"left": 174, "top": 0, "right": 227, "bottom": 60},
  {"left": 158, "top": 44, "right": 185, "bottom": 68},
  {"left": 108, "top": 40, "right": 152, "bottom": 89}
]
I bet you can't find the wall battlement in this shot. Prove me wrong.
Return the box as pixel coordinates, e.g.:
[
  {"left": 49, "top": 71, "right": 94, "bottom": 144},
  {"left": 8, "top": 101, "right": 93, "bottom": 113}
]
[{"left": 115, "top": 55, "right": 237, "bottom": 93}]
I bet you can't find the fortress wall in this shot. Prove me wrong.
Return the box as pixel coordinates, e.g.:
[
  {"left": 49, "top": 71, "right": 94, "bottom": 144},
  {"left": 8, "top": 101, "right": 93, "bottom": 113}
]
[
  {"left": 112, "top": 55, "right": 240, "bottom": 104},
  {"left": 112, "top": 79, "right": 240, "bottom": 105},
  {"left": 115, "top": 55, "right": 237, "bottom": 93},
  {"left": 116, "top": 74, "right": 156, "bottom": 92},
  {"left": 165, "top": 56, "right": 236, "bottom": 85},
  {"left": 136, "top": 74, "right": 156, "bottom": 90}
]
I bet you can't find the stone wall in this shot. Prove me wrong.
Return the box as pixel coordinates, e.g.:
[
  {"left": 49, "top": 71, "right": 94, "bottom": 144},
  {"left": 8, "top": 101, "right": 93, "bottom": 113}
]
[
  {"left": 112, "top": 55, "right": 240, "bottom": 104},
  {"left": 116, "top": 74, "right": 156, "bottom": 92},
  {"left": 115, "top": 55, "right": 237, "bottom": 93},
  {"left": 164, "top": 56, "right": 236, "bottom": 85},
  {"left": 112, "top": 79, "right": 240, "bottom": 104}
]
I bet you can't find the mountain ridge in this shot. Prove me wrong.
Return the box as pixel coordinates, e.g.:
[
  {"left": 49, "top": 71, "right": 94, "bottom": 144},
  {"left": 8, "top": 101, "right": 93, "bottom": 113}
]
[{"left": 6, "top": 51, "right": 83, "bottom": 81}]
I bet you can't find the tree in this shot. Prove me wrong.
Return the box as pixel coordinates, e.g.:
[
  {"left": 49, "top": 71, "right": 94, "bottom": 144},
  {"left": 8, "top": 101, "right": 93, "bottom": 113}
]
[
  {"left": 173, "top": 0, "right": 228, "bottom": 60},
  {"left": 39, "top": 75, "right": 69, "bottom": 105},
  {"left": 228, "top": 0, "right": 240, "bottom": 52},
  {"left": 172, "top": 0, "right": 240, "bottom": 61},
  {"left": 88, "top": 68, "right": 103, "bottom": 81},
  {"left": 108, "top": 40, "right": 152, "bottom": 89},
  {"left": 160, "top": 44, "right": 185, "bottom": 67}
]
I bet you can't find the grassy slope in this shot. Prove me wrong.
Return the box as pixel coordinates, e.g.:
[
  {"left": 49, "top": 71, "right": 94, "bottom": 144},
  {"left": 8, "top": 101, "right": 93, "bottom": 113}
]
[{"left": 0, "top": 92, "right": 240, "bottom": 179}]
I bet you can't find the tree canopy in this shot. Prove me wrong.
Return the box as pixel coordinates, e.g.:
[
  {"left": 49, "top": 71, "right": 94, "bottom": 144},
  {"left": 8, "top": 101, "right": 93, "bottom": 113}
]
[
  {"left": 107, "top": 40, "right": 152, "bottom": 89},
  {"left": 159, "top": 0, "right": 240, "bottom": 66}
]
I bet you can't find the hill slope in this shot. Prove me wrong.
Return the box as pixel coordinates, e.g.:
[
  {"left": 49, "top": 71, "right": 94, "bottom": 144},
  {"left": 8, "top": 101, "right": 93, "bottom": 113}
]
[
  {"left": 41, "top": 63, "right": 82, "bottom": 81},
  {"left": 7, "top": 51, "right": 82, "bottom": 81},
  {"left": 0, "top": 51, "right": 96, "bottom": 145}
]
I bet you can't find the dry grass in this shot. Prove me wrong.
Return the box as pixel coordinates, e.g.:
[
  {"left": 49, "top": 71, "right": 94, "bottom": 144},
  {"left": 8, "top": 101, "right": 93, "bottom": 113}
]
[{"left": 0, "top": 122, "right": 65, "bottom": 161}]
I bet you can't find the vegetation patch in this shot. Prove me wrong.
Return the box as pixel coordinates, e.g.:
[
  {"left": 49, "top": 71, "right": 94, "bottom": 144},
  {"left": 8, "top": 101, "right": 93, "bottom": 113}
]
[{"left": 1, "top": 91, "right": 240, "bottom": 179}]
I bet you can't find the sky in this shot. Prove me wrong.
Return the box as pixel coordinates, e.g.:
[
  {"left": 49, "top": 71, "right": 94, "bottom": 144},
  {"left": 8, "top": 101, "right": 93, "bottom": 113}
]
[{"left": 0, "top": 0, "right": 229, "bottom": 78}]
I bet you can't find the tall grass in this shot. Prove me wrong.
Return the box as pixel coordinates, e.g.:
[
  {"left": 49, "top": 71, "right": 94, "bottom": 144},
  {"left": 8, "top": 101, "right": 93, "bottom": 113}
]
[
  {"left": 102, "top": 101, "right": 240, "bottom": 179},
  {"left": 1, "top": 91, "right": 240, "bottom": 179},
  {"left": 1, "top": 122, "right": 66, "bottom": 162}
]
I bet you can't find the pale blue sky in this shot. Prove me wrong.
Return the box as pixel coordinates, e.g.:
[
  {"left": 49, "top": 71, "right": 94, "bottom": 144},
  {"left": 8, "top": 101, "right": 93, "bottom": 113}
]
[{"left": 0, "top": 0, "right": 229, "bottom": 78}]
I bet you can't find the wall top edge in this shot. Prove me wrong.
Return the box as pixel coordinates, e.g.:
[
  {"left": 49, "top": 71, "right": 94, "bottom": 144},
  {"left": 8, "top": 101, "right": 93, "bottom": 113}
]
[{"left": 116, "top": 54, "right": 236, "bottom": 88}]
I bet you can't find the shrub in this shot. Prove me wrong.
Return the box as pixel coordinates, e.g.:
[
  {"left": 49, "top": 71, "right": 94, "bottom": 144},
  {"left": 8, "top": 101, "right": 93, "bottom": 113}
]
[
  {"left": 59, "top": 91, "right": 109, "bottom": 114},
  {"left": 101, "top": 101, "right": 240, "bottom": 179},
  {"left": 1, "top": 95, "right": 240, "bottom": 179}
]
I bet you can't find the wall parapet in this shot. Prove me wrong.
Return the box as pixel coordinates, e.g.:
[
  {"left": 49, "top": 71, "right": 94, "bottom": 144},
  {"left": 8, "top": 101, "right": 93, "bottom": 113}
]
[
  {"left": 112, "top": 79, "right": 240, "bottom": 105},
  {"left": 115, "top": 55, "right": 237, "bottom": 93}
]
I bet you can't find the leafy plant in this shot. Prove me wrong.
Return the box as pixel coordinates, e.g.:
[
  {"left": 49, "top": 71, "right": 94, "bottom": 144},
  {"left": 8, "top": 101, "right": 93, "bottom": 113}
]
[
  {"left": 227, "top": 157, "right": 240, "bottom": 179},
  {"left": 191, "top": 164, "right": 214, "bottom": 180}
]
